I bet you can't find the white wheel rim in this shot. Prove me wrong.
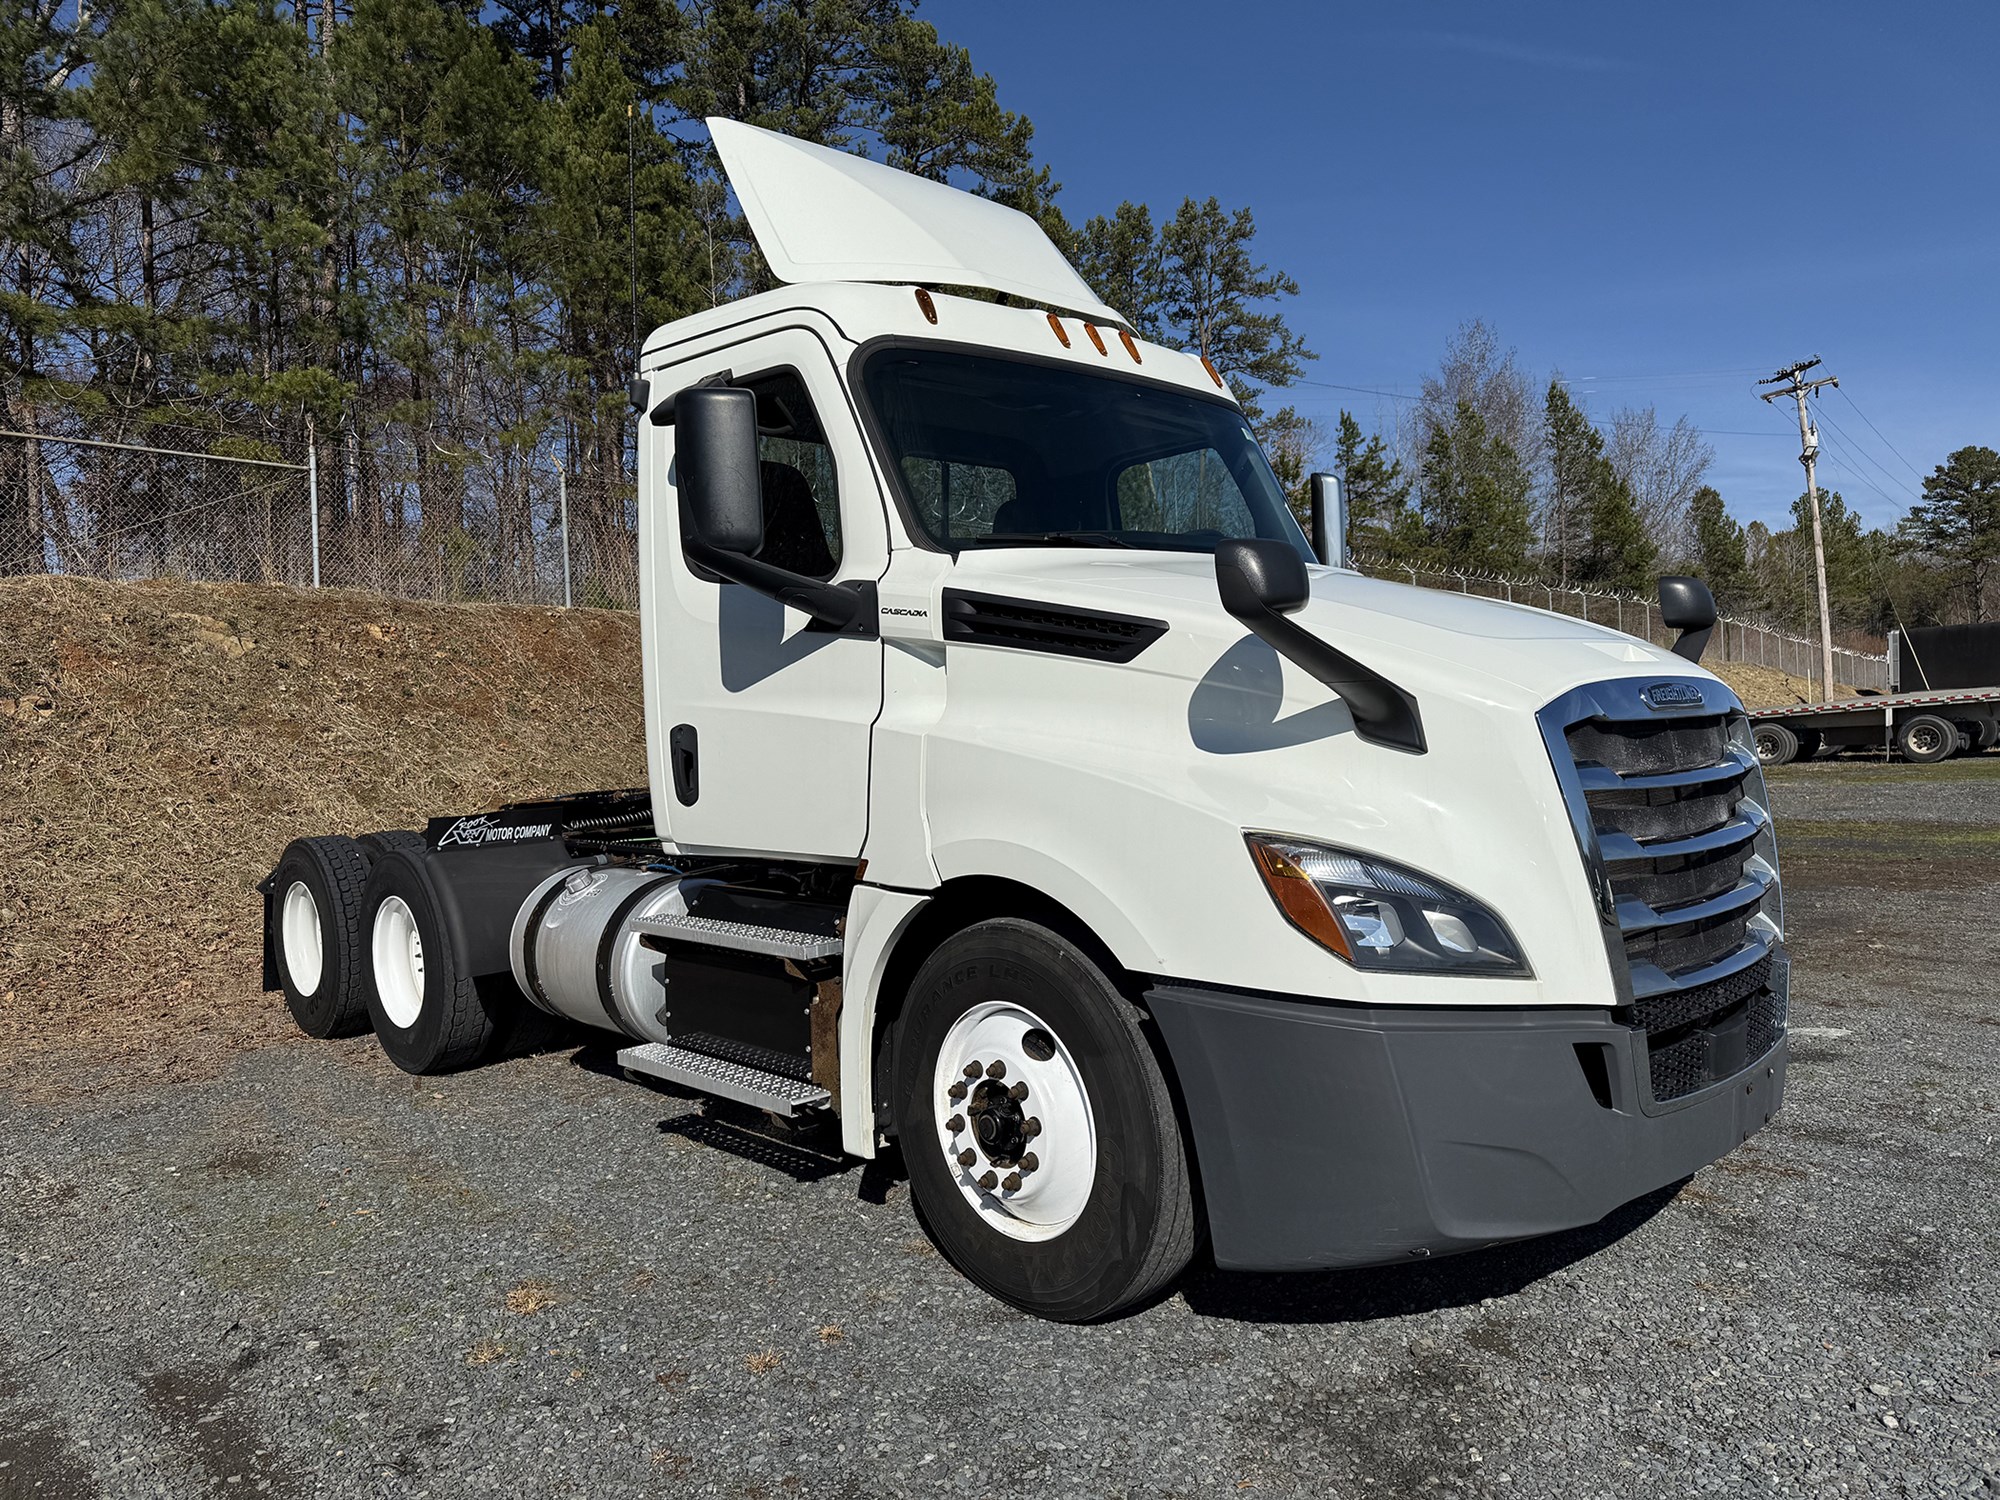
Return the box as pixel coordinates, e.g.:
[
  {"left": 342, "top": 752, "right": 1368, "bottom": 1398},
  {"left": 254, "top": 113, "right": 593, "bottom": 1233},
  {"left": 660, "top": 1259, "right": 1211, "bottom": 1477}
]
[
  {"left": 932, "top": 1001, "right": 1097, "bottom": 1242},
  {"left": 372, "top": 895, "right": 426, "bottom": 1030},
  {"left": 280, "top": 881, "right": 324, "bottom": 996}
]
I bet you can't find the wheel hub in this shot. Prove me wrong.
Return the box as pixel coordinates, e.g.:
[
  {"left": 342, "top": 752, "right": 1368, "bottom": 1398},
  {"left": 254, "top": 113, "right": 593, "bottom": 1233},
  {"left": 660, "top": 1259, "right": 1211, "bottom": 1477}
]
[{"left": 931, "top": 1000, "right": 1097, "bottom": 1242}]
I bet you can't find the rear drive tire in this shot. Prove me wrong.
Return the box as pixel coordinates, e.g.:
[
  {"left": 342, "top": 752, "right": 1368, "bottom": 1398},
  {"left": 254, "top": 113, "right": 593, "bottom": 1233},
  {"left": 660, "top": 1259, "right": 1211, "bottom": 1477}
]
[
  {"left": 1752, "top": 722, "right": 1799, "bottom": 766},
  {"left": 1895, "top": 713, "right": 1956, "bottom": 765},
  {"left": 359, "top": 828, "right": 427, "bottom": 860},
  {"left": 361, "top": 850, "right": 497, "bottom": 1074},
  {"left": 890, "top": 918, "right": 1195, "bottom": 1322},
  {"left": 271, "top": 836, "right": 374, "bottom": 1039}
]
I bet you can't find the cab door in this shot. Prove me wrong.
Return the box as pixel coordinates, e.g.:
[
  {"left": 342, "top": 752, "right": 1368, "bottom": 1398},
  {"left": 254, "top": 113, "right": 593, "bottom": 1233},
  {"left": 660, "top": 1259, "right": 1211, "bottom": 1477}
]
[{"left": 642, "top": 326, "right": 887, "bottom": 862}]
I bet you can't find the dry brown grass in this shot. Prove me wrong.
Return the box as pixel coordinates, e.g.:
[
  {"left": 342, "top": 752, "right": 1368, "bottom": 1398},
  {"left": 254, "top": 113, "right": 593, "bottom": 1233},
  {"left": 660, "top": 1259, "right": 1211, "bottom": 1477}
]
[
  {"left": 0, "top": 576, "right": 644, "bottom": 1093},
  {"left": 504, "top": 1279, "right": 559, "bottom": 1316},
  {"left": 1709, "top": 661, "right": 1858, "bottom": 709}
]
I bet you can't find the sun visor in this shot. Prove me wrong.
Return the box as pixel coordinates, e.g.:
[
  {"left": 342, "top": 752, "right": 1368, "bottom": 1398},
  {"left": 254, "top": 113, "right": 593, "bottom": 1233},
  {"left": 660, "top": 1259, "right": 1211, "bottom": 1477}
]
[{"left": 708, "top": 117, "right": 1128, "bottom": 330}]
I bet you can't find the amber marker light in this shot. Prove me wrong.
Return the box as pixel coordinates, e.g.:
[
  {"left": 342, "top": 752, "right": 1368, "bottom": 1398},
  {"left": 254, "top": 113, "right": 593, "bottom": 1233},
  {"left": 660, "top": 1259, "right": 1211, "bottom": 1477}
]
[
  {"left": 1046, "top": 312, "right": 1071, "bottom": 348},
  {"left": 1118, "top": 330, "right": 1142, "bottom": 363},
  {"left": 1201, "top": 355, "right": 1225, "bottom": 388},
  {"left": 1246, "top": 836, "right": 1354, "bottom": 961},
  {"left": 914, "top": 287, "right": 938, "bottom": 324},
  {"left": 1083, "top": 323, "right": 1108, "bottom": 356}
]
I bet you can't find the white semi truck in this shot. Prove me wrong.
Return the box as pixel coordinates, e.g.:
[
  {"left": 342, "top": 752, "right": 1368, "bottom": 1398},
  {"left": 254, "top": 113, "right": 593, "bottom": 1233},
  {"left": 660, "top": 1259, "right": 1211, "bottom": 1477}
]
[{"left": 261, "top": 120, "right": 1789, "bottom": 1321}]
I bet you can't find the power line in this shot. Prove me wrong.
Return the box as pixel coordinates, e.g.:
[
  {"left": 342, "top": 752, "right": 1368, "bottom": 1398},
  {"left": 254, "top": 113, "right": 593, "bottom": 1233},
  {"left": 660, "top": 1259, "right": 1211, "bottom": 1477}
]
[
  {"left": 1835, "top": 386, "right": 1927, "bottom": 483},
  {"left": 1756, "top": 358, "right": 1840, "bottom": 699},
  {"left": 1812, "top": 405, "right": 1919, "bottom": 506}
]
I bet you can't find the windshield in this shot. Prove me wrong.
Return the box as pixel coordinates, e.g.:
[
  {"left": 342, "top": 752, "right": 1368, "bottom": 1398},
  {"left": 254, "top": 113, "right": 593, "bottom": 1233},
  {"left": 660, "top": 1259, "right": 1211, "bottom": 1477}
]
[{"left": 859, "top": 347, "right": 1312, "bottom": 557}]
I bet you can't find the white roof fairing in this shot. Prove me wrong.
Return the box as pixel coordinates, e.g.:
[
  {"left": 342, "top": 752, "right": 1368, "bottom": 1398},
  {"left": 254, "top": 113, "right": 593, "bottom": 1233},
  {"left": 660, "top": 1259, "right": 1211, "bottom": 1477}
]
[{"left": 707, "top": 117, "right": 1129, "bottom": 330}]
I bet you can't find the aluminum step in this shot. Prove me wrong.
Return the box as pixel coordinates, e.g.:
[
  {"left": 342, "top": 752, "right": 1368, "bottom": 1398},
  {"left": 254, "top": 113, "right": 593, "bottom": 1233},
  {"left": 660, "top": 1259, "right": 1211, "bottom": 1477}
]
[
  {"left": 617, "top": 1041, "right": 831, "bottom": 1116},
  {"left": 631, "top": 911, "right": 842, "bottom": 962}
]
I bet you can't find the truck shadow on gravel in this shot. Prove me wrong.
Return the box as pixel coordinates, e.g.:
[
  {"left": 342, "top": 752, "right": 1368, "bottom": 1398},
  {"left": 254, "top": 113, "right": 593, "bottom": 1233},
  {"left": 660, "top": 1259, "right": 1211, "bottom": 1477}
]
[{"left": 1176, "top": 1180, "right": 1684, "bottom": 1325}]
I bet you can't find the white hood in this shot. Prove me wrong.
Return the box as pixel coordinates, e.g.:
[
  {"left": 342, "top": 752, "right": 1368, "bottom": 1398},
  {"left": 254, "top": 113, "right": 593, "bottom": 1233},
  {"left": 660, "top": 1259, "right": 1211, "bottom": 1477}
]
[
  {"left": 944, "top": 550, "right": 1709, "bottom": 712},
  {"left": 707, "top": 118, "right": 1128, "bottom": 328}
]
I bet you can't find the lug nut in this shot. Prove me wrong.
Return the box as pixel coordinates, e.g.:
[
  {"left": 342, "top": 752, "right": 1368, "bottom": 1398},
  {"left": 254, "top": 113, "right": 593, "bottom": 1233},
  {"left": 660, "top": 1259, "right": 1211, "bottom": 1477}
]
[
  {"left": 1002, "top": 1172, "right": 1023, "bottom": 1193},
  {"left": 963, "top": 1062, "right": 983, "bottom": 1079},
  {"left": 947, "top": 1082, "right": 967, "bottom": 1101},
  {"left": 1009, "top": 1081, "right": 1029, "bottom": 1101},
  {"left": 986, "top": 1060, "right": 1006, "bottom": 1079},
  {"left": 1020, "top": 1152, "right": 1039, "bottom": 1173},
  {"left": 958, "top": 1149, "right": 976, "bottom": 1168},
  {"left": 1022, "top": 1117, "right": 1042, "bottom": 1138},
  {"left": 977, "top": 1170, "right": 998, "bottom": 1191},
  {"left": 946, "top": 1114, "right": 964, "bottom": 1133}
]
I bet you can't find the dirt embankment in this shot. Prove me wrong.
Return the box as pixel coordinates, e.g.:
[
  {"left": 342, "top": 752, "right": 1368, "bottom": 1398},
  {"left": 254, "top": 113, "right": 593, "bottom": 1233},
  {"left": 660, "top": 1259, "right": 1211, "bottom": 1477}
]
[{"left": 1, "top": 577, "right": 645, "bottom": 1088}]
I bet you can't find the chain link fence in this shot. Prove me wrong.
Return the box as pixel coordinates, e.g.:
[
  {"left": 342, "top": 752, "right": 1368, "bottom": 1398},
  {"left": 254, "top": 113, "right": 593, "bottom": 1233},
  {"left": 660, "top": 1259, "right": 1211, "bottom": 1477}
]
[
  {"left": 1352, "top": 555, "right": 1891, "bottom": 693},
  {"left": 1, "top": 427, "right": 639, "bottom": 609},
  {"left": 3, "top": 424, "right": 1890, "bottom": 693}
]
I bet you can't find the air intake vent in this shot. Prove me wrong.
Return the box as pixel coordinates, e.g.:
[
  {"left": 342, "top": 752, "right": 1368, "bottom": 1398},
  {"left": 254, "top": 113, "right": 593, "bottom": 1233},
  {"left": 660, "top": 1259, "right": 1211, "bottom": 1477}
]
[{"left": 941, "top": 590, "right": 1167, "bottom": 664}]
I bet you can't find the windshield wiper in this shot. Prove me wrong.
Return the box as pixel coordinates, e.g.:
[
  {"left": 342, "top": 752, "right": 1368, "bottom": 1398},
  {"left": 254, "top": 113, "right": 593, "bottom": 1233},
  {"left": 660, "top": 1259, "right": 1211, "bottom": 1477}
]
[{"left": 969, "top": 530, "right": 1138, "bottom": 549}]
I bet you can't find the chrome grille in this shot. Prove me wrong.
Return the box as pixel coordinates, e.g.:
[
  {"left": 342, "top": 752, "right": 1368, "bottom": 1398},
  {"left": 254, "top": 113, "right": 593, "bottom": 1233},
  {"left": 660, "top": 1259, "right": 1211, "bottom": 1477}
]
[{"left": 1540, "top": 680, "right": 1788, "bottom": 1105}]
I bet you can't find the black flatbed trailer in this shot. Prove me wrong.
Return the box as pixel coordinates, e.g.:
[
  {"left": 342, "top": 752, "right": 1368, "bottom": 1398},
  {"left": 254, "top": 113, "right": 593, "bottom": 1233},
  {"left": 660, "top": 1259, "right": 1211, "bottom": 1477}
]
[{"left": 1747, "top": 621, "right": 2000, "bottom": 766}]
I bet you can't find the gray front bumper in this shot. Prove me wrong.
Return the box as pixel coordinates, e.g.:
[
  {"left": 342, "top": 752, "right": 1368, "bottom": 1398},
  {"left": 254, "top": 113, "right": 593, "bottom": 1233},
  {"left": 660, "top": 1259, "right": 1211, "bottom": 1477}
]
[{"left": 1146, "top": 984, "right": 1787, "bottom": 1272}]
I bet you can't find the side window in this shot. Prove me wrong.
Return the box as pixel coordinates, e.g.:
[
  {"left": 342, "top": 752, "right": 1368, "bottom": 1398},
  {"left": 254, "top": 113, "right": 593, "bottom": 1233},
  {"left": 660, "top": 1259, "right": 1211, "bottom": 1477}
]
[
  {"left": 900, "top": 455, "right": 1017, "bottom": 541},
  {"left": 742, "top": 369, "right": 842, "bottom": 579},
  {"left": 1115, "top": 447, "right": 1258, "bottom": 538}
]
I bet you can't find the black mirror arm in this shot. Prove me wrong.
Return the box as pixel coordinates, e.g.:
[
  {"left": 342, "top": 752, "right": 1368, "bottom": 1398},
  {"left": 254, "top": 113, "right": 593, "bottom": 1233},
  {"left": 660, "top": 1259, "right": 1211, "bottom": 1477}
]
[
  {"left": 1669, "top": 622, "right": 1713, "bottom": 663},
  {"left": 683, "top": 534, "right": 879, "bottom": 637},
  {"left": 1226, "top": 598, "right": 1426, "bottom": 754}
]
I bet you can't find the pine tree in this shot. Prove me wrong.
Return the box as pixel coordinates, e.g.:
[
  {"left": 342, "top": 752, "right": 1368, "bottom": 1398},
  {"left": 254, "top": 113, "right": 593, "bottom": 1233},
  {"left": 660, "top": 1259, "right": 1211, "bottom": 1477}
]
[
  {"left": 1575, "top": 460, "right": 1652, "bottom": 594},
  {"left": 1687, "top": 485, "right": 1753, "bottom": 609},
  {"left": 1075, "top": 201, "right": 1164, "bottom": 339},
  {"left": 1900, "top": 445, "right": 2000, "bottom": 621},
  {"left": 1420, "top": 401, "right": 1535, "bottom": 575},
  {"left": 1157, "top": 197, "right": 1310, "bottom": 422},
  {"left": 1333, "top": 410, "right": 1415, "bottom": 561},
  {"left": 1541, "top": 380, "right": 1595, "bottom": 585}
]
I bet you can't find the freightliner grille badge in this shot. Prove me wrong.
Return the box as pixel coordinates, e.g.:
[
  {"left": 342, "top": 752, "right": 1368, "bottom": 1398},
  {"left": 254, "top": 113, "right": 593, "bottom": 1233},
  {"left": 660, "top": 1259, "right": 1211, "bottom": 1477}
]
[{"left": 1641, "top": 681, "right": 1706, "bottom": 711}]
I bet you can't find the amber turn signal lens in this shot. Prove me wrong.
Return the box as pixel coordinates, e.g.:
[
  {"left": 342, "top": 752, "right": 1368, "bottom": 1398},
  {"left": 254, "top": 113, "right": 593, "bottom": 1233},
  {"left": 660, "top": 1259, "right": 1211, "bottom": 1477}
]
[
  {"left": 1246, "top": 837, "right": 1353, "bottom": 960},
  {"left": 1083, "top": 323, "right": 1108, "bottom": 356},
  {"left": 1118, "top": 330, "right": 1142, "bottom": 363},
  {"left": 1201, "top": 355, "right": 1224, "bottom": 388},
  {"left": 1046, "top": 312, "right": 1071, "bottom": 348},
  {"left": 914, "top": 287, "right": 938, "bottom": 324}
]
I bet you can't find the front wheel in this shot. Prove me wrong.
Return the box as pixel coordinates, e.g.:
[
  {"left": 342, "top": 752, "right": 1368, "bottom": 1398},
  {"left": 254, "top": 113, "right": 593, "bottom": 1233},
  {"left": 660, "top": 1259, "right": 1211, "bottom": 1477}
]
[{"left": 891, "top": 919, "right": 1195, "bottom": 1322}]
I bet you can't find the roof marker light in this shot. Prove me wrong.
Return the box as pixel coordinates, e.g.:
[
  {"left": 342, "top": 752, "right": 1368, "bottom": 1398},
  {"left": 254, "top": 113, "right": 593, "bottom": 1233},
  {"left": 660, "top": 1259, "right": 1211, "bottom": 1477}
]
[
  {"left": 1201, "top": 355, "right": 1225, "bottom": 388},
  {"left": 1119, "top": 330, "right": 1142, "bottom": 363},
  {"left": 914, "top": 287, "right": 938, "bottom": 324},
  {"left": 1046, "top": 313, "right": 1071, "bottom": 348},
  {"left": 1083, "top": 324, "right": 1108, "bottom": 356}
]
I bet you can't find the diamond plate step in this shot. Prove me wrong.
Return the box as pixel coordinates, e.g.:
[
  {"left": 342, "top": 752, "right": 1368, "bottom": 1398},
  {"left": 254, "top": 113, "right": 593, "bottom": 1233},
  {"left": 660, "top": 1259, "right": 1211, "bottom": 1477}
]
[
  {"left": 617, "top": 1041, "right": 831, "bottom": 1116},
  {"left": 631, "top": 911, "right": 842, "bottom": 962}
]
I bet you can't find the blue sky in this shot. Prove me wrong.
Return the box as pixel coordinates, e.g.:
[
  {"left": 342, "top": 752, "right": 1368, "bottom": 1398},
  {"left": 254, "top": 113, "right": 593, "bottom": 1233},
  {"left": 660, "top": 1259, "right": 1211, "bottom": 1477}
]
[{"left": 928, "top": 1, "right": 1999, "bottom": 532}]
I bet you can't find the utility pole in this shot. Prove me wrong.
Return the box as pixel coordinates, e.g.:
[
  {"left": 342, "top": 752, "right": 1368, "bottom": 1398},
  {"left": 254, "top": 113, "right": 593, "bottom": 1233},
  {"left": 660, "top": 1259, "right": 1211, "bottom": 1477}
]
[{"left": 1758, "top": 358, "right": 1840, "bottom": 700}]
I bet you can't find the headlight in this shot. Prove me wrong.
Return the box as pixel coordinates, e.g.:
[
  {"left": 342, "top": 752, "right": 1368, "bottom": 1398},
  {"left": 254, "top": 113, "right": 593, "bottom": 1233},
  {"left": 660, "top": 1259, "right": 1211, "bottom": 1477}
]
[{"left": 1245, "top": 833, "right": 1530, "bottom": 975}]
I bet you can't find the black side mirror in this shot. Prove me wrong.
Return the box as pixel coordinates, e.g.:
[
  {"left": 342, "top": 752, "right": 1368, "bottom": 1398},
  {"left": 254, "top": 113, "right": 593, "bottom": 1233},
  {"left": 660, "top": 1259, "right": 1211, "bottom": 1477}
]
[
  {"left": 1216, "top": 537, "right": 1310, "bottom": 617},
  {"left": 1657, "top": 575, "right": 1717, "bottom": 663},
  {"left": 676, "top": 386, "right": 764, "bottom": 555},
  {"left": 1215, "top": 539, "right": 1425, "bottom": 753}
]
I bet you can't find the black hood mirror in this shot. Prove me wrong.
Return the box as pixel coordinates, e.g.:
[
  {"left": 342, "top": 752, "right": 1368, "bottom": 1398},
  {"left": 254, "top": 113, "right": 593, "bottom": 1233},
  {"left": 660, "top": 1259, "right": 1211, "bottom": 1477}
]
[{"left": 1658, "top": 576, "right": 1717, "bottom": 663}]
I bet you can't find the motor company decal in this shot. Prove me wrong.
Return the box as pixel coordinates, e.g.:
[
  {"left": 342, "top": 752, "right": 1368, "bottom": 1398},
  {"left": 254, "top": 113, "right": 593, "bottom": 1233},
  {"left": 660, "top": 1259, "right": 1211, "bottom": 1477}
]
[{"left": 436, "top": 814, "right": 555, "bottom": 848}]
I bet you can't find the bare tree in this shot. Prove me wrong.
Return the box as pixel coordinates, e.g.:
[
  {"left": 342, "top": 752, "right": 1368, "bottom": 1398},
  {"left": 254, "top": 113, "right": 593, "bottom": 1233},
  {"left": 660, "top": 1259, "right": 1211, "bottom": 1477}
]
[
  {"left": 1415, "top": 320, "right": 1539, "bottom": 473},
  {"left": 1605, "top": 406, "right": 1713, "bottom": 564}
]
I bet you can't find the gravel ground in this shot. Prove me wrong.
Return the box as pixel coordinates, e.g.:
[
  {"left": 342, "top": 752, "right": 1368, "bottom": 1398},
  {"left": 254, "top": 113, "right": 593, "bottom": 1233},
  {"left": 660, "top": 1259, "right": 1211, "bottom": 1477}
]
[{"left": 4, "top": 757, "right": 1998, "bottom": 1500}]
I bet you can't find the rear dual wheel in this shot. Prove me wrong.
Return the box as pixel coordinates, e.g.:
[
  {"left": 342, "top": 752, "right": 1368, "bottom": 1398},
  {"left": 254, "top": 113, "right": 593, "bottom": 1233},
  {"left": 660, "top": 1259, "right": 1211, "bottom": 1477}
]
[
  {"left": 1896, "top": 713, "right": 1958, "bottom": 765},
  {"left": 891, "top": 919, "right": 1195, "bottom": 1322},
  {"left": 360, "top": 850, "right": 500, "bottom": 1075},
  {"left": 271, "top": 836, "right": 375, "bottom": 1038}
]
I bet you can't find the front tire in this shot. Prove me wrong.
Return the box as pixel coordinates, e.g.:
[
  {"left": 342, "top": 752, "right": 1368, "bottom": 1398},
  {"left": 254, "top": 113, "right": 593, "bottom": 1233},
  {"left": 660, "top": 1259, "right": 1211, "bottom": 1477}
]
[
  {"left": 891, "top": 919, "right": 1195, "bottom": 1322},
  {"left": 360, "top": 850, "right": 498, "bottom": 1074}
]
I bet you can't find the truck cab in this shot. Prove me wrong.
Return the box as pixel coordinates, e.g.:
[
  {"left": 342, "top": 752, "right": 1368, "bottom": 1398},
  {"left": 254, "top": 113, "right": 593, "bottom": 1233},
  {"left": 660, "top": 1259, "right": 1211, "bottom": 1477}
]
[{"left": 263, "top": 120, "right": 1790, "bottom": 1321}]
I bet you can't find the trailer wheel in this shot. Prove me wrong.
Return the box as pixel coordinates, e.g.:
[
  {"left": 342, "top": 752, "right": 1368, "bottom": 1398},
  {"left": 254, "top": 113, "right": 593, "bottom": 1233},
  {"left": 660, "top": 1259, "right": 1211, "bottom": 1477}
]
[
  {"left": 890, "top": 918, "right": 1195, "bottom": 1322},
  {"left": 1752, "top": 722, "right": 1799, "bottom": 766},
  {"left": 270, "top": 836, "right": 374, "bottom": 1039},
  {"left": 1973, "top": 718, "right": 2000, "bottom": 752},
  {"left": 1895, "top": 713, "right": 1957, "bottom": 765},
  {"left": 360, "top": 850, "right": 497, "bottom": 1074},
  {"left": 1792, "top": 729, "right": 1822, "bottom": 761}
]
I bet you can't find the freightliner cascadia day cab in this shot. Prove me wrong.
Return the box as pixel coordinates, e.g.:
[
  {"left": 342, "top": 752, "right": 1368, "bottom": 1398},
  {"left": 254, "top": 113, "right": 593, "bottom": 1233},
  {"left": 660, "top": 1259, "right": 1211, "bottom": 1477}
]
[{"left": 261, "top": 120, "right": 1790, "bottom": 1321}]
